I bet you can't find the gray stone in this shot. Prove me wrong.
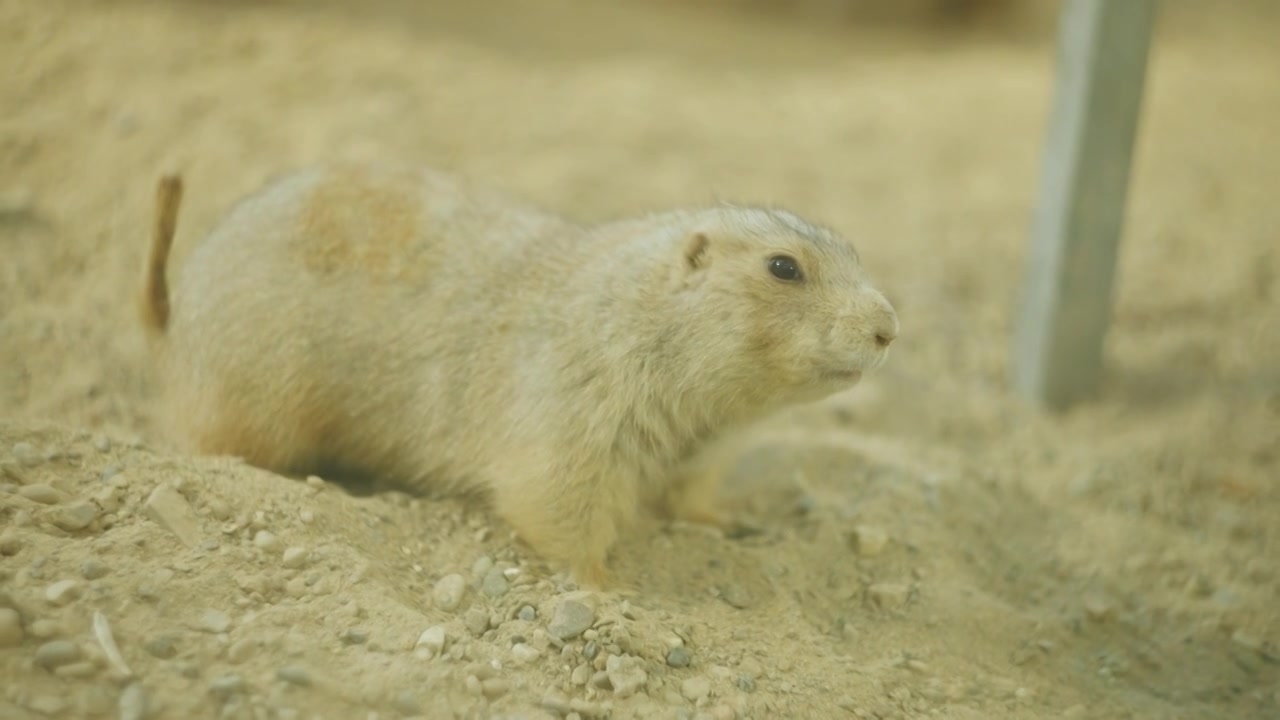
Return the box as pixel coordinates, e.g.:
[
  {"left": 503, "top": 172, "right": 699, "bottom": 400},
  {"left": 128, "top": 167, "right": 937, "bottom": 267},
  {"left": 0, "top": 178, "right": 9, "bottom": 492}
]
[{"left": 548, "top": 599, "right": 595, "bottom": 640}]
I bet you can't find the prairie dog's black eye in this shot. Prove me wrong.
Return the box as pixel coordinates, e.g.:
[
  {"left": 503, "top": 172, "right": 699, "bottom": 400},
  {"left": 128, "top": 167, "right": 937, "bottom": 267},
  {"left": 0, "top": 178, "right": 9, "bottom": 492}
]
[{"left": 768, "top": 255, "right": 802, "bottom": 282}]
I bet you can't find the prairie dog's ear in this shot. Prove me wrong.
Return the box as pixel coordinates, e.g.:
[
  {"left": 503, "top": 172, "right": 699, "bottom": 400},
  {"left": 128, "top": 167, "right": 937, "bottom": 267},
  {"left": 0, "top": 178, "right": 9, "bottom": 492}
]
[{"left": 683, "top": 232, "right": 710, "bottom": 272}]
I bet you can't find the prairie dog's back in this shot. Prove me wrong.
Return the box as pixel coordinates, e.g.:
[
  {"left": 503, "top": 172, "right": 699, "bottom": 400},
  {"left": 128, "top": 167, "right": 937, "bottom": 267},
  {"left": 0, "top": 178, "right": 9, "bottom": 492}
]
[{"left": 159, "top": 163, "right": 574, "bottom": 481}]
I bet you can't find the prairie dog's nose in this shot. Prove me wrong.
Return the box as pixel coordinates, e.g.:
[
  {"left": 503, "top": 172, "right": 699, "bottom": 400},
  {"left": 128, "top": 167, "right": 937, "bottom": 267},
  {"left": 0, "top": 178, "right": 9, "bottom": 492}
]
[{"left": 870, "top": 293, "right": 899, "bottom": 349}]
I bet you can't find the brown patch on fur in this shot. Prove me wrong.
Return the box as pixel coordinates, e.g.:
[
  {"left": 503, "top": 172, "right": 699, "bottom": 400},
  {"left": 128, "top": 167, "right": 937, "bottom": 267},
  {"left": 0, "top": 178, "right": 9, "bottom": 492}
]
[
  {"left": 141, "top": 174, "right": 184, "bottom": 336},
  {"left": 294, "top": 165, "right": 426, "bottom": 283}
]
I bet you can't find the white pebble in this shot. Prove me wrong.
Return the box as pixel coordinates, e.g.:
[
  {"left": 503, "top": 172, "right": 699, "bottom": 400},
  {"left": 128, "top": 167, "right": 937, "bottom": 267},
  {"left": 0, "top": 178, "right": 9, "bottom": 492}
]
[
  {"left": 281, "top": 547, "right": 309, "bottom": 569},
  {"left": 868, "top": 583, "right": 910, "bottom": 610},
  {"left": 681, "top": 676, "right": 712, "bottom": 702},
  {"left": 199, "top": 609, "right": 233, "bottom": 634},
  {"left": 253, "top": 530, "right": 280, "bottom": 550},
  {"left": 511, "top": 642, "right": 541, "bottom": 664},
  {"left": 852, "top": 525, "right": 890, "bottom": 557},
  {"left": 45, "top": 579, "right": 83, "bottom": 605},
  {"left": 118, "top": 683, "right": 148, "bottom": 720},
  {"left": 415, "top": 626, "right": 447, "bottom": 657},
  {"left": 432, "top": 574, "right": 467, "bottom": 611},
  {"left": 606, "top": 654, "right": 648, "bottom": 699},
  {"left": 18, "top": 483, "right": 63, "bottom": 505}
]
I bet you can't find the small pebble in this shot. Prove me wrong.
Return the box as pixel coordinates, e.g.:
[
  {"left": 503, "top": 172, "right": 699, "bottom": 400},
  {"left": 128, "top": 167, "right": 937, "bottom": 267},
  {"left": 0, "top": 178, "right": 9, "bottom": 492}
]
[
  {"left": 226, "top": 639, "right": 255, "bottom": 664},
  {"left": 143, "top": 636, "right": 177, "bottom": 659},
  {"left": 511, "top": 642, "right": 541, "bottom": 663},
  {"left": 340, "top": 628, "right": 368, "bottom": 645},
  {"left": 144, "top": 484, "right": 202, "bottom": 548},
  {"left": 541, "top": 691, "right": 573, "bottom": 714},
  {"left": 80, "top": 558, "right": 110, "bottom": 579},
  {"left": 54, "top": 661, "right": 99, "bottom": 678},
  {"left": 1083, "top": 594, "right": 1113, "bottom": 621},
  {"left": 415, "top": 626, "right": 447, "bottom": 657},
  {"left": 118, "top": 683, "right": 149, "bottom": 720},
  {"left": 19, "top": 483, "right": 63, "bottom": 505},
  {"left": 253, "top": 530, "right": 280, "bottom": 551},
  {"left": 465, "top": 608, "right": 489, "bottom": 636},
  {"left": 471, "top": 555, "right": 494, "bottom": 581},
  {"left": 53, "top": 500, "right": 98, "bottom": 531},
  {"left": 571, "top": 664, "right": 591, "bottom": 686},
  {"left": 464, "top": 675, "right": 483, "bottom": 697},
  {"left": 433, "top": 573, "right": 468, "bottom": 611},
  {"left": 30, "top": 619, "right": 61, "bottom": 639},
  {"left": 517, "top": 604, "right": 537, "bottom": 622},
  {"left": 12, "top": 441, "right": 41, "bottom": 467},
  {"left": 481, "top": 567, "right": 509, "bottom": 598},
  {"left": 393, "top": 691, "right": 421, "bottom": 715},
  {"left": 28, "top": 696, "right": 67, "bottom": 715},
  {"left": 681, "top": 676, "right": 712, "bottom": 702},
  {"left": 209, "top": 674, "right": 245, "bottom": 700},
  {"left": 548, "top": 599, "right": 595, "bottom": 640},
  {"left": 199, "top": 609, "right": 233, "bottom": 634},
  {"left": 868, "top": 583, "right": 910, "bottom": 610},
  {"left": 93, "top": 435, "right": 111, "bottom": 453},
  {"left": 0, "top": 532, "right": 22, "bottom": 555},
  {"left": 0, "top": 608, "right": 23, "bottom": 647},
  {"left": 45, "top": 579, "right": 83, "bottom": 605},
  {"left": 281, "top": 547, "right": 309, "bottom": 569},
  {"left": 277, "top": 665, "right": 312, "bottom": 686},
  {"left": 667, "top": 645, "right": 692, "bottom": 668},
  {"left": 606, "top": 654, "right": 648, "bottom": 699},
  {"left": 35, "top": 639, "right": 82, "bottom": 669},
  {"left": 481, "top": 678, "right": 510, "bottom": 699},
  {"left": 851, "top": 525, "right": 890, "bottom": 557}
]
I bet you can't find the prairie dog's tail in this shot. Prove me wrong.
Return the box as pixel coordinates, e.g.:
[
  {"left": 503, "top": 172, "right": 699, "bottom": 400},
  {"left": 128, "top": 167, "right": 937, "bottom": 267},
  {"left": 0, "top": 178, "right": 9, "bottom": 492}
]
[{"left": 141, "top": 174, "right": 184, "bottom": 337}]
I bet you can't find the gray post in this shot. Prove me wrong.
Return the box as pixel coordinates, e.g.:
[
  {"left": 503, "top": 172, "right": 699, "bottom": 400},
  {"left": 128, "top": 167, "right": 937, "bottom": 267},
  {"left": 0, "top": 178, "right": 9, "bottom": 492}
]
[{"left": 1012, "top": 0, "right": 1157, "bottom": 410}]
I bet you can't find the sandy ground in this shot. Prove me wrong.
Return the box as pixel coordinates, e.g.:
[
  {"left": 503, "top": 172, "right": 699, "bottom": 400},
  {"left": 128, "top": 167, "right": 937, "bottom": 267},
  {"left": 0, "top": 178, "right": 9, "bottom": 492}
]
[{"left": 2, "top": 0, "right": 1278, "bottom": 718}]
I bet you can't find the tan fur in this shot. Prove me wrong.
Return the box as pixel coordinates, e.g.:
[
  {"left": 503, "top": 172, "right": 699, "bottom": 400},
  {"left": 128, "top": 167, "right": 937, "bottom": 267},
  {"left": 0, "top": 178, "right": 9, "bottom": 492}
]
[
  {"left": 141, "top": 174, "right": 183, "bottom": 336},
  {"left": 141, "top": 161, "right": 899, "bottom": 588}
]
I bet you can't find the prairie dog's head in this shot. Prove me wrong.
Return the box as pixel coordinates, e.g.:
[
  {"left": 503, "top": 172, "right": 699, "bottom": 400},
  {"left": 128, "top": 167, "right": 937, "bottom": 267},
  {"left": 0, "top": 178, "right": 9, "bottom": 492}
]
[{"left": 672, "top": 205, "right": 898, "bottom": 403}]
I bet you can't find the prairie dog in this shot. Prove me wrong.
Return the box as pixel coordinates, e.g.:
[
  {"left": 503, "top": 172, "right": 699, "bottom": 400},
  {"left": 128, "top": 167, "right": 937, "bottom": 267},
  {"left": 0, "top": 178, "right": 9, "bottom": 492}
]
[{"left": 141, "top": 162, "right": 899, "bottom": 588}]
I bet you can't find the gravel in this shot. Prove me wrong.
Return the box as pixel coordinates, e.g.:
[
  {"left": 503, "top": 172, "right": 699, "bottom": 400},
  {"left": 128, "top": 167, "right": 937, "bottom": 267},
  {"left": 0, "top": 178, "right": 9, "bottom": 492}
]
[
  {"left": 680, "top": 676, "right": 712, "bottom": 703},
  {"left": 144, "top": 484, "right": 202, "bottom": 548},
  {"left": 80, "top": 557, "right": 110, "bottom": 579},
  {"left": 852, "top": 524, "right": 891, "bottom": 557},
  {"left": 277, "top": 665, "right": 312, "bottom": 686},
  {"left": 35, "top": 639, "right": 82, "bottom": 669},
  {"left": 666, "top": 645, "right": 692, "bottom": 668},
  {"left": 18, "top": 483, "right": 63, "bottom": 505},
  {"left": 143, "top": 635, "right": 177, "bottom": 659},
  {"left": 605, "top": 654, "right": 648, "bottom": 698},
  {"left": 511, "top": 642, "right": 541, "bottom": 663},
  {"left": 12, "top": 441, "right": 41, "bottom": 467},
  {"left": 465, "top": 608, "right": 489, "bottom": 636},
  {"left": 481, "top": 567, "right": 510, "bottom": 598},
  {"left": 416, "top": 625, "right": 447, "bottom": 657},
  {"left": 209, "top": 674, "right": 245, "bottom": 700},
  {"left": 45, "top": 578, "right": 83, "bottom": 605},
  {"left": 199, "top": 609, "right": 233, "bottom": 634},
  {"left": 433, "top": 573, "right": 468, "bottom": 611},
  {"left": 868, "top": 583, "right": 910, "bottom": 610},
  {"left": 548, "top": 598, "right": 595, "bottom": 640},
  {"left": 118, "top": 683, "right": 149, "bottom": 720},
  {"left": 0, "top": 607, "right": 23, "bottom": 647},
  {"left": 281, "top": 546, "right": 310, "bottom": 569},
  {"left": 54, "top": 500, "right": 99, "bottom": 531}
]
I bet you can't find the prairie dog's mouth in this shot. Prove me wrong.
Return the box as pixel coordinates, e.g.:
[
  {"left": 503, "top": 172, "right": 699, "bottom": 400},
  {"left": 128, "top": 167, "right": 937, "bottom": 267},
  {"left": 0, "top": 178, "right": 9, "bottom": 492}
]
[{"left": 820, "top": 368, "right": 863, "bottom": 383}]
